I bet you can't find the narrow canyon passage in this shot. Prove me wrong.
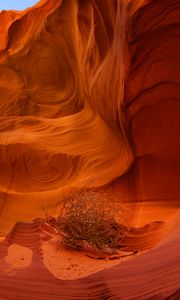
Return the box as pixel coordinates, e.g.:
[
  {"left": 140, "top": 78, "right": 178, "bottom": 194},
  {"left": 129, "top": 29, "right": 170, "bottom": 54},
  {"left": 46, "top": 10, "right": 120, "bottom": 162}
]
[{"left": 0, "top": 0, "right": 179, "bottom": 299}]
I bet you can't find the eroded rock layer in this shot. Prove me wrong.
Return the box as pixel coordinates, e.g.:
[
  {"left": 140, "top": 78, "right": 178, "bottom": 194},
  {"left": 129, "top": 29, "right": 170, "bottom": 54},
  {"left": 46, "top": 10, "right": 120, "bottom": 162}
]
[{"left": 0, "top": 0, "right": 134, "bottom": 233}]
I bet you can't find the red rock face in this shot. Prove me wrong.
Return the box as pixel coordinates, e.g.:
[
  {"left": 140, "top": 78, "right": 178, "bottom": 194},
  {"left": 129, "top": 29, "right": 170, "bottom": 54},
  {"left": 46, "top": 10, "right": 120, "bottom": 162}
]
[
  {"left": 124, "top": 0, "right": 180, "bottom": 205},
  {"left": 0, "top": 0, "right": 133, "bottom": 233},
  {"left": 0, "top": 0, "right": 179, "bottom": 299}
]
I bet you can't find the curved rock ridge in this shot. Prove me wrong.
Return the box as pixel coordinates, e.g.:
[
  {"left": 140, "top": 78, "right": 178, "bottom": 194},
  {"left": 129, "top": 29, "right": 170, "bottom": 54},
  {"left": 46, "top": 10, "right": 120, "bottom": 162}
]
[
  {"left": 0, "top": 217, "right": 165, "bottom": 257},
  {"left": 0, "top": 219, "right": 55, "bottom": 259},
  {"left": 0, "top": 214, "right": 179, "bottom": 299}
]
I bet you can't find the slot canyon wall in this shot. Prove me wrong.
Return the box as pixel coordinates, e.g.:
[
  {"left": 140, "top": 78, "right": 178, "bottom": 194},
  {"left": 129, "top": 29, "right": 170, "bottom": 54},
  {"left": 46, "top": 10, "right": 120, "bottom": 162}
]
[
  {"left": 0, "top": 0, "right": 134, "bottom": 234},
  {"left": 0, "top": 0, "right": 179, "bottom": 234},
  {"left": 0, "top": 0, "right": 179, "bottom": 299}
]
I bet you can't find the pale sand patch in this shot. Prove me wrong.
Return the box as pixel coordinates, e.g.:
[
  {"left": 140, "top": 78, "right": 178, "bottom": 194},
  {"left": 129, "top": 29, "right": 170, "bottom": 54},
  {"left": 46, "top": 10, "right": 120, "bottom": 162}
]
[
  {"left": 5, "top": 244, "right": 33, "bottom": 268},
  {"left": 42, "top": 236, "right": 138, "bottom": 280}
]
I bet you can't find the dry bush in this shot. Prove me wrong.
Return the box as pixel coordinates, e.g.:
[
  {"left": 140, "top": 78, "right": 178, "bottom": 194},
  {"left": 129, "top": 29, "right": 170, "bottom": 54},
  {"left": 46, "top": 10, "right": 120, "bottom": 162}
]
[{"left": 46, "top": 189, "right": 129, "bottom": 253}]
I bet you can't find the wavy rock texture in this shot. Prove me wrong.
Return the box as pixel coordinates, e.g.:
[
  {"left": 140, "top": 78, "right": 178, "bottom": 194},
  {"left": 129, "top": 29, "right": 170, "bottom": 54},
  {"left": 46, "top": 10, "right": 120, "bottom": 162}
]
[
  {"left": 0, "top": 0, "right": 180, "bottom": 299},
  {"left": 0, "top": 216, "right": 179, "bottom": 299},
  {"left": 0, "top": 0, "right": 134, "bottom": 234}
]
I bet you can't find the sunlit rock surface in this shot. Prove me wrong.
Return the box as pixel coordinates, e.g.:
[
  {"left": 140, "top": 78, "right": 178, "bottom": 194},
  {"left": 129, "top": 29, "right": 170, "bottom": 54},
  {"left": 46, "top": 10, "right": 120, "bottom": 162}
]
[{"left": 0, "top": 0, "right": 179, "bottom": 299}]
